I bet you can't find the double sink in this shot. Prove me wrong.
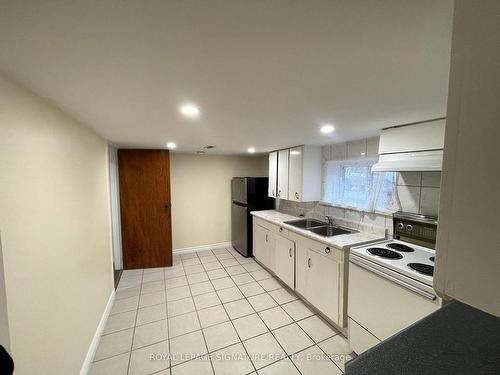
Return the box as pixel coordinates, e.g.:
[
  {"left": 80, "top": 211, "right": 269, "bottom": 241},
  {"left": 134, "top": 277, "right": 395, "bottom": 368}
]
[{"left": 283, "top": 218, "right": 357, "bottom": 237}]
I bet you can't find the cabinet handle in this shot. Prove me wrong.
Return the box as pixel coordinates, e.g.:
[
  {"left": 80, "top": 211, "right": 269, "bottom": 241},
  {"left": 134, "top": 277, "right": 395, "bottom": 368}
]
[
  {"left": 279, "top": 227, "right": 283, "bottom": 232},
  {"left": 265, "top": 234, "right": 268, "bottom": 242},
  {"left": 325, "top": 247, "right": 331, "bottom": 254},
  {"left": 295, "top": 192, "right": 299, "bottom": 200},
  {"left": 278, "top": 190, "right": 281, "bottom": 197},
  {"left": 308, "top": 258, "right": 311, "bottom": 268},
  {"left": 272, "top": 189, "right": 275, "bottom": 196},
  {"left": 289, "top": 248, "right": 292, "bottom": 257}
]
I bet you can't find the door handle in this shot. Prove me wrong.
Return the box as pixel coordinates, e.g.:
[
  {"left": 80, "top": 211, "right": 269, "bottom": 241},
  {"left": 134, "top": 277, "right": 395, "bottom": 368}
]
[{"left": 308, "top": 258, "right": 311, "bottom": 268}]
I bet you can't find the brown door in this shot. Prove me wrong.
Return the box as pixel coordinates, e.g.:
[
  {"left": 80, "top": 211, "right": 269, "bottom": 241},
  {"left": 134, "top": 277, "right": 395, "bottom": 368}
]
[{"left": 118, "top": 149, "right": 172, "bottom": 269}]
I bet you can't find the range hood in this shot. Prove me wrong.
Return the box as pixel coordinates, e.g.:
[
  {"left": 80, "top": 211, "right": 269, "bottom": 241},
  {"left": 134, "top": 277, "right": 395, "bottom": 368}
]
[{"left": 372, "top": 118, "right": 446, "bottom": 172}]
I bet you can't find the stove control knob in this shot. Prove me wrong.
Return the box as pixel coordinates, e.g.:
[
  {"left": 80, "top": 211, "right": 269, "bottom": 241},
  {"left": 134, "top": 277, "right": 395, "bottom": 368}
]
[
  {"left": 406, "top": 224, "right": 413, "bottom": 231},
  {"left": 397, "top": 223, "right": 404, "bottom": 229}
]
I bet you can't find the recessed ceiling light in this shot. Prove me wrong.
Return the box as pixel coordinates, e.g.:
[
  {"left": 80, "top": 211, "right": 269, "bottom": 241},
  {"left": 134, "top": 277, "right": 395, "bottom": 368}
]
[
  {"left": 320, "top": 124, "right": 335, "bottom": 134},
  {"left": 166, "top": 142, "right": 176, "bottom": 149},
  {"left": 179, "top": 103, "right": 200, "bottom": 118},
  {"left": 248, "top": 147, "right": 256, "bottom": 154}
]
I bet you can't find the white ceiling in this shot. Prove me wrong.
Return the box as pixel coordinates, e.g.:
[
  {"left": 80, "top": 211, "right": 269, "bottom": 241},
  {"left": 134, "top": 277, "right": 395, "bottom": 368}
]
[{"left": 0, "top": 0, "right": 453, "bottom": 154}]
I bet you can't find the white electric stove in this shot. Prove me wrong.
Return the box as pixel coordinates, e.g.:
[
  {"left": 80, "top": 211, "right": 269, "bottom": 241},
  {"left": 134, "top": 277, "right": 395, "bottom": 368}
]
[
  {"left": 350, "top": 238, "right": 435, "bottom": 287},
  {"left": 347, "top": 212, "right": 441, "bottom": 355}
]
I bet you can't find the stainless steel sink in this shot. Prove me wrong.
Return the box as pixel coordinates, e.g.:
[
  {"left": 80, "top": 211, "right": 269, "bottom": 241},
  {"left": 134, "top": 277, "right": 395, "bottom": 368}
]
[
  {"left": 283, "top": 218, "right": 327, "bottom": 229},
  {"left": 308, "top": 225, "right": 357, "bottom": 237}
]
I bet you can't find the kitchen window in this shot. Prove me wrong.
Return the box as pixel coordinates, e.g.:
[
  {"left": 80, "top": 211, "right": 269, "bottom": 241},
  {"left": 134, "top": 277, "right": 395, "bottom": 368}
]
[{"left": 322, "top": 157, "right": 399, "bottom": 213}]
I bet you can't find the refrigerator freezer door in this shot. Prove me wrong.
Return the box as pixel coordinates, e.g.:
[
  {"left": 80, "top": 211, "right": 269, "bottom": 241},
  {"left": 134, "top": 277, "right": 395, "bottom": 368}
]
[
  {"left": 231, "top": 177, "right": 247, "bottom": 204},
  {"left": 231, "top": 202, "right": 248, "bottom": 256}
]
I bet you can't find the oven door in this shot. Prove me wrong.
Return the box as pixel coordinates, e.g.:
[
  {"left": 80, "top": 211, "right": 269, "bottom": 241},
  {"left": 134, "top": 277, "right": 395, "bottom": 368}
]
[{"left": 348, "top": 254, "right": 441, "bottom": 353}]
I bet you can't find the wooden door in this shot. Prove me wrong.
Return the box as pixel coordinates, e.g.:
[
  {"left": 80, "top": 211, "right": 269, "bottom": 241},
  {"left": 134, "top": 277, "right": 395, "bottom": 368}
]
[
  {"left": 118, "top": 149, "right": 172, "bottom": 269},
  {"left": 274, "top": 235, "right": 295, "bottom": 288}
]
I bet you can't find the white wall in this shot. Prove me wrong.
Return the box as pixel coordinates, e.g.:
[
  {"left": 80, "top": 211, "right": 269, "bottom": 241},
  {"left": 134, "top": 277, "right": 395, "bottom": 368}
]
[
  {"left": 434, "top": 0, "right": 500, "bottom": 317},
  {"left": 0, "top": 74, "right": 114, "bottom": 373},
  {"left": 170, "top": 153, "right": 267, "bottom": 250},
  {"left": 0, "top": 233, "right": 10, "bottom": 351}
]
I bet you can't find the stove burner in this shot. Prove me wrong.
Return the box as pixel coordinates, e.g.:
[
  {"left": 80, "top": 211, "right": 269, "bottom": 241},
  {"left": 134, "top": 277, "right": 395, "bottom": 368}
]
[
  {"left": 430, "top": 257, "right": 435, "bottom": 262},
  {"left": 408, "top": 263, "right": 434, "bottom": 276},
  {"left": 368, "top": 247, "right": 403, "bottom": 259},
  {"left": 387, "top": 243, "right": 414, "bottom": 252}
]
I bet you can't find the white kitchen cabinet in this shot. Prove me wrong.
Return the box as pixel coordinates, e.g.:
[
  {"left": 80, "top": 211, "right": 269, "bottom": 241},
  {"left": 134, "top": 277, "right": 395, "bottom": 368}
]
[
  {"left": 253, "top": 217, "right": 346, "bottom": 328},
  {"left": 305, "top": 248, "right": 340, "bottom": 324},
  {"left": 295, "top": 241, "right": 308, "bottom": 296},
  {"left": 277, "top": 149, "right": 289, "bottom": 199},
  {"left": 253, "top": 221, "right": 275, "bottom": 272},
  {"left": 274, "top": 235, "right": 295, "bottom": 288},
  {"left": 268, "top": 151, "right": 278, "bottom": 198},
  {"left": 288, "top": 146, "right": 322, "bottom": 202},
  {"left": 253, "top": 223, "right": 267, "bottom": 265},
  {"left": 269, "top": 146, "right": 321, "bottom": 202},
  {"left": 293, "top": 234, "right": 344, "bottom": 326}
]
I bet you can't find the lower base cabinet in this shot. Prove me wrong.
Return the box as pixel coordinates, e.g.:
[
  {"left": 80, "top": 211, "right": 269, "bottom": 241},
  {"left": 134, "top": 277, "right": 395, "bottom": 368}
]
[
  {"left": 304, "top": 248, "right": 340, "bottom": 324},
  {"left": 293, "top": 233, "right": 345, "bottom": 327},
  {"left": 253, "top": 217, "right": 346, "bottom": 328},
  {"left": 274, "top": 235, "right": 295, "bottom": 288},
  {"left": 253, "top": 222, "right": 275, "bottom": 272}
]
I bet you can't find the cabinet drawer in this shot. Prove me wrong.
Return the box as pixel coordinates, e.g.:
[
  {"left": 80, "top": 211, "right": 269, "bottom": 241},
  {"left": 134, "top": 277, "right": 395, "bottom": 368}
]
[
  {"left": 253, "top": 217, "right": 273, "bottom": 231},
  {"left": 272, "top": 225, "right": 289, "bottom": 237},
  {"left": 297, "top": 236, "right": 342, "bottom": 263}
]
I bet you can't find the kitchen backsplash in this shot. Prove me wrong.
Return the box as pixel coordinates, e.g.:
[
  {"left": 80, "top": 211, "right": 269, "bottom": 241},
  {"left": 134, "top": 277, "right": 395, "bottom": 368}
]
[
  {"left": 396, "top": 171, "right": 441, "bottom": 217},
  {"left": 275, "top": 199, "right": 391, "bottom": 237}
]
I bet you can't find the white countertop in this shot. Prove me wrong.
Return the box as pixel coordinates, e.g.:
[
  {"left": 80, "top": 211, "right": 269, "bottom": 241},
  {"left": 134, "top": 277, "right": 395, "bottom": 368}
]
[{"left": 251, "top": 209, "right": 386, "bottom": 250}]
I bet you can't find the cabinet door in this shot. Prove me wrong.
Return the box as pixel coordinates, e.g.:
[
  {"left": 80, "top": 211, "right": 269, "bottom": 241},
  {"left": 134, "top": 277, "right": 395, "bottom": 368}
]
[
  {"left": 295, "top": 242, "right": 308, "bottom": 296},
  {"left": 266, "top": 231, "right": 276, "bottom": 272},
  {"left": 253, "top": 224, "right": 268, "bottom": 265},
  {"left": 268, "top": 152, "right": 278, "bottom": 198},
  {"left": 306, "top": 249, "right": 340, "bottom": 324},
  {"left": 274, "top": 235, "right": 295, "bottom": 288},
  {"left": 288, "top": 146, "right": 303, "bottom": 202},
  {"left": 277, "top": 149, "right": 289, "bottom": 200}
]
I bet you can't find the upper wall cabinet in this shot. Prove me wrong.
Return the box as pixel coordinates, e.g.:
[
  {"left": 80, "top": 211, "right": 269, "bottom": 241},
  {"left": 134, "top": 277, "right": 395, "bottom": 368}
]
[
  {"left": 277, "top": 149, "right": 290, "bottom": 199},
  {"left": 268, "top": 146, "right": 321, "bottom": 202},
  {"left": 268, "top": 151, "right": 278, "bottom": 198},
  {"left": 289, "top": 146, "right": 322, "bottom": 202}
]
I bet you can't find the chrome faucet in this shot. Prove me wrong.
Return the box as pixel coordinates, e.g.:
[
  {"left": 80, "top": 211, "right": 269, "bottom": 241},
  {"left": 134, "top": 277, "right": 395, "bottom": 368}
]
[{"left": 325, "top": 215, "right": 334, "bottom": 225}]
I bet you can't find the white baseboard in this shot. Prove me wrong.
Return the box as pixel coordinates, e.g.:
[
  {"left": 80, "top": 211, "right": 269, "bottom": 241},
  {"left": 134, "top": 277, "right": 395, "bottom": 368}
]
[
  {"left": 173, "top": 241, "right": 233, "bottom": 255},
  {"left": 80, "top": 289, "right": 115, "bottom": 375}
]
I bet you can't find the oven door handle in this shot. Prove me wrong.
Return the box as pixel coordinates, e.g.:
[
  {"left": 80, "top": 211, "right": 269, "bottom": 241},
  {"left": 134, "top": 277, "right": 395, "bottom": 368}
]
[{"left": 350, "top": 256, "right": 437, "bottom": 301}]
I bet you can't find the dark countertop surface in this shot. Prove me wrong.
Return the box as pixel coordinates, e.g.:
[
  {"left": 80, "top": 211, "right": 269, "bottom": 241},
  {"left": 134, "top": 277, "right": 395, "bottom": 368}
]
[{"left": 345, "top": 300, "right": 500, "bottom": 375}]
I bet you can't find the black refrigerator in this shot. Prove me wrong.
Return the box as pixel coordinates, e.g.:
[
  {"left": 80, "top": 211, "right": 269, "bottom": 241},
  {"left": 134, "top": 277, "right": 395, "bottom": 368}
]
[{"left": 231, "top": 177, "right": 275, "bottom": 257}]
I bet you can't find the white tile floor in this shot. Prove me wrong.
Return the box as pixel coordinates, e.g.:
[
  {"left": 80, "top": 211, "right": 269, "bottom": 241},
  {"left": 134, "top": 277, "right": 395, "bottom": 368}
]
[{"left": 90, "top": 247, "right": 355, "bottom": 375}]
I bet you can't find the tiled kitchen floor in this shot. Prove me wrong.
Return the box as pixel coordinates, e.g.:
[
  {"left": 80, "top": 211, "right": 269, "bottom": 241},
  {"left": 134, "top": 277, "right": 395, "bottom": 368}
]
[{"left": 90, "top": 247, "right": 355, "bottom": 375}]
